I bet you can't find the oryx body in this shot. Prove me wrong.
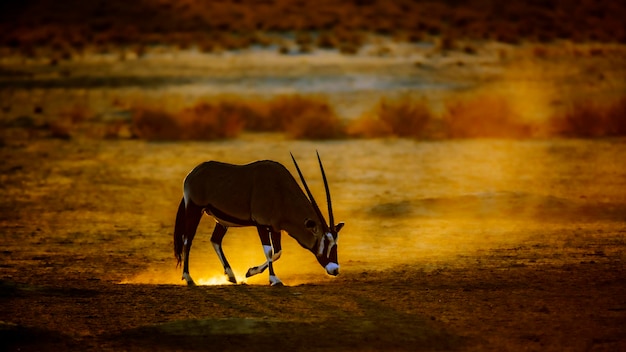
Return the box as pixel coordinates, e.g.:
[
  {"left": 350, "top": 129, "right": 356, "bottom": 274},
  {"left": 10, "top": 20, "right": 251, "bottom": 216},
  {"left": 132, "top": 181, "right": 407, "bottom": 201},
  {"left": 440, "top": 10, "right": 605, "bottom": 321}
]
[{"left": 174, "top": 154, "right": 343, "bottom": 286}]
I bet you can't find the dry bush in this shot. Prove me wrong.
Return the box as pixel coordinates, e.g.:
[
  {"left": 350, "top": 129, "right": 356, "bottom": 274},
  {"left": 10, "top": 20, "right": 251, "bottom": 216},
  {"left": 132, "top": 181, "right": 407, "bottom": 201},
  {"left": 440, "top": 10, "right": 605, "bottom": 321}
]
[
  {"left": 316, "top": 31, "right": 337, "bottom": 49},
  {"left": 212, "top": 100, "right": 264, "bottom": 132},
  {"left": 434, "top": 34, "right": 457, "bottom": 53},
  {"left": 348, "top": 97, "right": 434, "bottom": 138},
  {"left": 255, "top": 95, "right": 343, "bottom": 137},
  {"left": 443, "top": 95, "right": 532, "bottom": 138},
  {"left": 606, "top": 98, "right": 626, "bottom": 136},
  {"left": 47, "top": 121, "right": 72, "bottom": 139},
  {"left": 131, "top": 102, "right": 244, "bottom": 140},
  {"left": 179, "top": 102, "right": 245, "bottom": 139},
  {"left": 43, "top": 104, "right": 97, "bottom": 139},
  {"left": 346, "top": 115, "right": 394, "bottom": 138},
  {"left": 285, "top": 109, "right": 345, "bottom": 140},
  {"left": 131, "top": 95, "right": 344, "bottom": 140},
  {"left": 132, "top": 107, "right": 182, "bottom": 140},
  {"left": 59, "top": 105, "right": 93, "bottom": 124},
  {"left": 377, "top": 97, "right": 434, "bottom": 138},
  {"left": 262, "top": 95, "right": 345, "bottom": 139},
  {"left": 552, "top": 97, "right": 626, "bottom": 137}
]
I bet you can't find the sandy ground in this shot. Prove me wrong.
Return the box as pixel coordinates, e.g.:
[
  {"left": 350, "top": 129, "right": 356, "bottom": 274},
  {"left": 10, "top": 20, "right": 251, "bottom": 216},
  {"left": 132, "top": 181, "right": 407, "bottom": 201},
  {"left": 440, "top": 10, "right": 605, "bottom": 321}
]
[
  {"left": 1, "top": 136, "right": 625, "bottom": 351},
  {"left": 1, "top": 42, "right": 626, "bottom": 351}
]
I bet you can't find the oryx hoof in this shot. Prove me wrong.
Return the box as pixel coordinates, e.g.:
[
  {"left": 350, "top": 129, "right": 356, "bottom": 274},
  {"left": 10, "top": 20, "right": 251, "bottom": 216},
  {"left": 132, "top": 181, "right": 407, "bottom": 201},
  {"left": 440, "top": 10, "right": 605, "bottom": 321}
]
[
  {"left": 246, "top": 266, "right": 261, "bottom": 278},
  {"left": 224, "top": 267, "right": 237, "bottom": 284},
  {"left": 269, "top": 276, "right": 283, "bottom": 287},
  {"left": 182, "top": 273, "right": 196, "bottom": 286}
]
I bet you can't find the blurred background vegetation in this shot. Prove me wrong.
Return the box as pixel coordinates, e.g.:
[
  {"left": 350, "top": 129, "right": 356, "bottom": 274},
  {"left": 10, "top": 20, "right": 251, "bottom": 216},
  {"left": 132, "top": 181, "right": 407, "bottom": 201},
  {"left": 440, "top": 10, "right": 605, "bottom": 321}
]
[
  {"left": 1, "top": 0, "right": 625, "bottom": 57},
  {"left": 1, "top": 0, "right": 625, "bottom": 141}
]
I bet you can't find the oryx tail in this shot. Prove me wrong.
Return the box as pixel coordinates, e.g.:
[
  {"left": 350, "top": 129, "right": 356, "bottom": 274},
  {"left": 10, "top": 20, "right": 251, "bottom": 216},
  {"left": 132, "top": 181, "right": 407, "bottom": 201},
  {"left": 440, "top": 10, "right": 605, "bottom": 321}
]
[{"left": 174, "top": 197, "right": 185, "bottom": 267}]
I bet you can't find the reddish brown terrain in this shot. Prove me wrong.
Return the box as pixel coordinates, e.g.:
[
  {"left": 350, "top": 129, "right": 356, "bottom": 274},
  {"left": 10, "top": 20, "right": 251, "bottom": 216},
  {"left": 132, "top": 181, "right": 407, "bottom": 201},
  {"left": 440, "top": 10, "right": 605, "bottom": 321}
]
[
  {"left": 2, "top": 1, "right": 626, "bottom": 351},
  {"left": 1, "top": 138, "right": 625, "bottom": 351}
]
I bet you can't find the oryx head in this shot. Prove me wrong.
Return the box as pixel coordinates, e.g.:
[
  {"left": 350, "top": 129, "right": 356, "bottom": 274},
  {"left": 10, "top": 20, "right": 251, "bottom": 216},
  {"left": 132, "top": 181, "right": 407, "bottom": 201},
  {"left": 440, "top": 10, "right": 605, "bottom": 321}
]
[{"left": 291, "top": 152, "right": 345, "bottom": 276}]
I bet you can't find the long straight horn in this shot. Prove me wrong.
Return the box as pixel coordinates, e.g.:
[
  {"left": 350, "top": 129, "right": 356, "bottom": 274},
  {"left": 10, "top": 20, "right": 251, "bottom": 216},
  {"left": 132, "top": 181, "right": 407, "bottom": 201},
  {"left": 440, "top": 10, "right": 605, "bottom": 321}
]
[
  {"left": 316, "top": 151, "right": 334, "bottom": 233},
  {"left": 290, "top": 152, "right": 329, "bottom": 230}
]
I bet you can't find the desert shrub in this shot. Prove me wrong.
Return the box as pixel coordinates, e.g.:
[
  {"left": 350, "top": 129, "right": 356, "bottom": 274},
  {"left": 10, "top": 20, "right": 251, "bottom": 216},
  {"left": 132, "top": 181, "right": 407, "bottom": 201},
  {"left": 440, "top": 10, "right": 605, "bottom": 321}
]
[
  {"left": 346, "top": 115, "right": 394, "bottom": 138},
  {"left": 258, "top": 95, "right": 344, "bottom": 139},
  {"left": 59, "top": 105, "right": 93, "bottom": 124},
  {"left": 552, "top": 97, "right": 626, "bottom": 137},
  {"left": 377, "top": 97, "right": 434, "bottom": 138},
  {"left": 332, "top": 29, "right": 364, "bottom": 54},
  {"left": 346, "top": 97, "right": 434, "bottom": 138},
  {"left": 443, "top": 95, "right": 532, "bottom": 138},
  {"left": 131, "top": 95, "right": 344, "bottom": 140},
  {"left": 131, "top": 108, "right": 182, "bottom": 140},
  {"left": 212, "top": 100, "right": 264, "bottom": 132},
  {"left": 285, "top": 109, "right": 345, "bottom": 140},
  {"left": 179, "top": 102, "right": 245, "bottom": 139},
  {"left": 316, "top": 31, "right": 337, "bottom": 49},
  {"left": 255, "top": 95, "right": 335, "bottom": 131},
  {"left": 41, "top": 104, "right": 98, "bottom": 139},
  {"left": 434, "top": 34, "right": 457, "bottom": 53},
  {"left": 606, "top": 97, "right": 626, "bottom": 136},
  {"left": 235, "top": 95, "right": 345, "bottom": 139},
  {"left": 131, "top": 102, "right": 244, "bottom": 140}
]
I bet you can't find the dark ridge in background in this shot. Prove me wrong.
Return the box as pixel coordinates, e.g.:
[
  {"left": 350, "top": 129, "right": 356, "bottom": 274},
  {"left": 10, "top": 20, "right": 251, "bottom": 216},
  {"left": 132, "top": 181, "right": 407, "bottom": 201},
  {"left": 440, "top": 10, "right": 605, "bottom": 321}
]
[{"left": 1, "top": 0, "right": 625, "bottom": 54}]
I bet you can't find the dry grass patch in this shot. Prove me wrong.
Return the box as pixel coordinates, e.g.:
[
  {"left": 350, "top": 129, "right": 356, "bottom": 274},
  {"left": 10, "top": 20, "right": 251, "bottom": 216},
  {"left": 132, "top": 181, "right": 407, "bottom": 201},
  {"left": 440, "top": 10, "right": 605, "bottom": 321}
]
[
  {"left": 346, "top": 115, "right": 394, "bottom": 138},
  {"left": 347, "top": 97, "right": 434, "bottom": 138},
  {"left": 132, "top": 102, "right": 244, "bottom": 141},
  {"left": 130, "top": 95, "right": 345, "bottom": 141},
  {"left": 255, "top": 95, "right": 345, "bottom": 139},
  {"left": 443, "top": 95, "right": 533, "bottom": 138},
  {"left": 285, "top": 109, "right": 345, "bottom": 139},
  {"left": 552, "top": 97, "right": 626, "bottom": 137}
]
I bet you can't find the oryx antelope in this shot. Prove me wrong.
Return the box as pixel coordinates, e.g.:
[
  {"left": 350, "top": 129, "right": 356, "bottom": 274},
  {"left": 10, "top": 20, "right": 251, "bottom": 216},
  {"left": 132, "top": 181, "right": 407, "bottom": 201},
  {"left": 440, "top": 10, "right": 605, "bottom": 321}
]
[{"left": 173, "top": 152, "right": 344, "bottom": 286}]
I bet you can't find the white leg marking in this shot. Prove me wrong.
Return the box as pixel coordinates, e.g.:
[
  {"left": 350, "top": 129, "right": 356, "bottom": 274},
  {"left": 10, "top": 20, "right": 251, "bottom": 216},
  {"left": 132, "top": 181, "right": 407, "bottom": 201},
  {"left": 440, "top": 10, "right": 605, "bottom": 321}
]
[
  {"left": 212, "top": 242, "right": 227, "bottom": 266},
  {"left": 248, "top": 248, "right": 280, "bottom": 276},
  {"left": 182, "top": 272, "right": 195, "bottom": 285},
  {"left": 272, "top": 250, "right": 282, "bottom": 262},
  {"left": 263, "top": 245, "right": 283, "bottom": 286},
  {"left": 269, "top": 275, "right": 283, "bottom": 286},
  {"left": 224, "top": 267, "right": 236, "bottom": 283},
  {"left": 212, "top": 242, "right": 236, "bottom": 283},
  {"left": 247, "top": 264, "right": 266, "bottom": 277}
]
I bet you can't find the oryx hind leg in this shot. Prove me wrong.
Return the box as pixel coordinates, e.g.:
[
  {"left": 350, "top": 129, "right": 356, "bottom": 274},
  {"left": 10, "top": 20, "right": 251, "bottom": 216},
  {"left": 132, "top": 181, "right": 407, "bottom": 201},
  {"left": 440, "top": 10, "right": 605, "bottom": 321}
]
[
  {"left": 182, "top": 201, "right": 203, "bottom": 286},
  {"left": 210, "top": 223, "right": 236, "bottom": 284},
  {"left": 248, "top": 226, "right": 283, "bottom": 286}
]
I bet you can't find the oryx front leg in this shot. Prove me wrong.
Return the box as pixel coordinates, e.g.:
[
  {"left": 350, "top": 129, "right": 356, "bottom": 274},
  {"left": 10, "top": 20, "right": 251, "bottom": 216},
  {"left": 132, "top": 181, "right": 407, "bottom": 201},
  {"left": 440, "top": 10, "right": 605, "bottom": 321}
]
[
  {"left": 246, "top": 229, "right": 282, "bottom": 278},
  {"left": 249, "top": 226, "right": 283, "bottom": 286},
  {"left": 210, "top": 223, "right": 236, "bottom": 284}
]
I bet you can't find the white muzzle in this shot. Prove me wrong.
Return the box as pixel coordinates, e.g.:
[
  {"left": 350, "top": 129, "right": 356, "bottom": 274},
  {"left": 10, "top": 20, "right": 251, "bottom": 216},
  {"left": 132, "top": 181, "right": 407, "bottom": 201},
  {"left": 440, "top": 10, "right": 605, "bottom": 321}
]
[{"left": 325, "top": 262, "right": 339, "bottom": 276}]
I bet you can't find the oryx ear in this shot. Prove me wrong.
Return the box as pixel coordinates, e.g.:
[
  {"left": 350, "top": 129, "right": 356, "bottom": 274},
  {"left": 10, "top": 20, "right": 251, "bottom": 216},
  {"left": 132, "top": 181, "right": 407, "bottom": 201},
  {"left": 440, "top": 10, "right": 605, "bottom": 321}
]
[
  {"left": 335, "top": 222, "right": 345, "bottom": 233},
  {"left": 305, "top": 219, "right": 316, "bottom": 230}
]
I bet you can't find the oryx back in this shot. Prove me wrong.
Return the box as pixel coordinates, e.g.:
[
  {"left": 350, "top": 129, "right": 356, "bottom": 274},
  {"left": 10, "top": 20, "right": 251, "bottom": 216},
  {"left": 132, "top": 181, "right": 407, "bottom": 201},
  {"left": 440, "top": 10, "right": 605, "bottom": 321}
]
[{"left": 183, "top": 160, "right": 316, "bottom": 231}]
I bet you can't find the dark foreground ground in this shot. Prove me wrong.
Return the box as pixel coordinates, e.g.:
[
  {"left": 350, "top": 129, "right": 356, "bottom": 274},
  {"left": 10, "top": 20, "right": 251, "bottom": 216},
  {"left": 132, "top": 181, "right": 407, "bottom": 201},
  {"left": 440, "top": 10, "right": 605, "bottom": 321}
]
[{"left": 1, "top": 257, "right": 625, "bottom": 351}]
